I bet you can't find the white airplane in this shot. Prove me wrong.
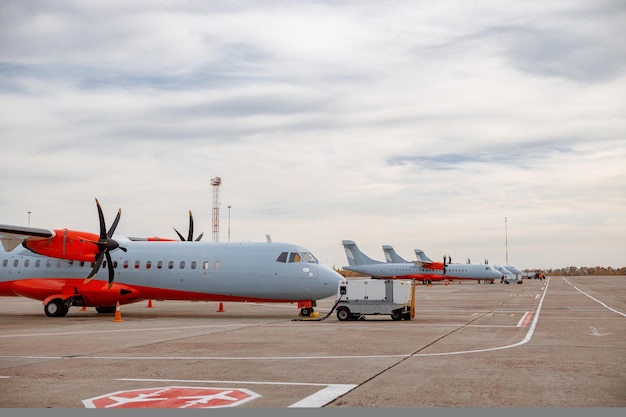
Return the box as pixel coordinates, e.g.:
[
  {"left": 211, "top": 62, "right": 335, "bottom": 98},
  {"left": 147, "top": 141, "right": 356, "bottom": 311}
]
[
  {"left": 0, "top": 199, "right": 342, "bottom": 317},
  {"left": 343, "top": 241, "right": 502, "bottom": 283},
  {"left": 493, "top": 265, "right": 520, "bottom": 283}
]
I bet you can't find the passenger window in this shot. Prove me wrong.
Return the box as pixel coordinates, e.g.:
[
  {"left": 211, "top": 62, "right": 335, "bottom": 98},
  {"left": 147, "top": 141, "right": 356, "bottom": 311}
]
[
  {"left": 35, "top": 260, "right": 41, "bottom": 268},
  {"left": 123, "top": 261, "right": 129, "bottom": 269},
  {"left": 146, "top": 261, "right": 152, "bottom": 269},
  {"left": 191, "top": 261, "right": 197, "bottom": 270},
  {"left": 289, "top": 252, "right": 302, "bottom": 263},
  {"left": 2, "top": 260, "right": 6, "bottom": 267},
  {"left": 46, "top": 260, "right": 52, "bottom": 268},
  {"left": 214, "top": 261, "right": 221, "bottom": 271},
  {"left": 276, "top": 252, "right": 288, "bottom": 263},
  {"left": 134, "top": 261, "right": 140, "bottom": 269},
  {"left": 168, "top": 261, "right": 174, "bottom": 269},
  {"left": 157, "top": 261, "right": 163, "bottom": 269},
  {"left": 203, "top": 261, "right": 209, "bottom": 270},
  {"left": 13, "top": 260, "right": 18, "bottom": 267},
  {"left": 24, "top": 260, "right": 30, "bottom": 267},
  {"left": 179, "top": 261, "right": 185, "bottom": 269}
]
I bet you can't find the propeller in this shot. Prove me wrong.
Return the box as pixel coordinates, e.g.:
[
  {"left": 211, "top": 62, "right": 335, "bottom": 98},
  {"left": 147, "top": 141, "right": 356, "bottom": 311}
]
[
  {"left": 84, "top": 198, "right": 127, "bottom": 288},
  {"left": 173, "top": 210, "right": 204, "bottom": 242},
  {"left": 442, "top": 255, "right": 448, "bottom": 275}
]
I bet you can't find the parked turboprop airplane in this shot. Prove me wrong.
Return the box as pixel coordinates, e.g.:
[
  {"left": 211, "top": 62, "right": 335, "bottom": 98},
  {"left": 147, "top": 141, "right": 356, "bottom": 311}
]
[
  {"left": 343, "top": 241, "right": 502, "bottom": 283},
  {"left": 0, "top": 199, "right": 342, "bottom": 317}
]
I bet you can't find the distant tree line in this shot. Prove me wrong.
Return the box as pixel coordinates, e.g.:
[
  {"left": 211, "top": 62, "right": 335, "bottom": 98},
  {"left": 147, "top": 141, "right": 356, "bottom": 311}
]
[
  {"left": 333, "top": 266, "right": 626, "bottom": 277},
  {"left": 528, "top": 266, "right": 626, "bottom": 276}
]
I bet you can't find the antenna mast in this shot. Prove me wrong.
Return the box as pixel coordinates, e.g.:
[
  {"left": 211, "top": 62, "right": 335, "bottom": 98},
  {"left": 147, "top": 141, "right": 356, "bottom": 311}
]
[{"left": 211, "top": 177, "right": 222, "bottom": 242}]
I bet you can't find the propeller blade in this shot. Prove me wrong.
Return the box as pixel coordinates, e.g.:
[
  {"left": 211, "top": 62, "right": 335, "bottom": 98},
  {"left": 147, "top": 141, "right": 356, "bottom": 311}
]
[
  {"left": 95, "top": 198, "right": 107, "bottom": 239},
  {"left": 195, "top": 232, "right": 204, "bottom": 241},
  {"left": 174, "top": 227, "right": 186, "bottom": 241},
  {"left": 84, "top": 251, "right": 105, "bottom": 284},
  {"left": 107, "top": 209, "right": 122, "bottom": 238},
  {"left": 105, "top": 251, "right": 114, "bottom": 289},
  {"left": 187, "top": 210, "right": 194, "bottom": 241}
]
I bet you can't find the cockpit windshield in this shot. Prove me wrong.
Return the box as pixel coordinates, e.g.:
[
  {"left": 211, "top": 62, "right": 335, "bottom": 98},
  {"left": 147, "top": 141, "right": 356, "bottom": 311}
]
[
  {"left": 276, "top": 251, "right": 319, "bottom": 264},
  {"left": 300, "top": 252, "right": 318, "bottom": 263}
]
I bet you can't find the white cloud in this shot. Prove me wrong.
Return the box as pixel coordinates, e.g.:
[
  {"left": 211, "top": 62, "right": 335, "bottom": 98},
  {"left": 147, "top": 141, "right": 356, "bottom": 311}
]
[{"left": 1, "top": 0, "right": 625, "bottom": 270}]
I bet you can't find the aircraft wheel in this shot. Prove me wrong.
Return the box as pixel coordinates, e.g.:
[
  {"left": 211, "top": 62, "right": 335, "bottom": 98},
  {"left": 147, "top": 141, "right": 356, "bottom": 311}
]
[
  {"left": 336, "top": 307, "right": 351, "bottom": 321},
  {"left": 300, "top": 307, "right": 313, "bottom": 317},
  {"left": 96, "top": 306, "right": 116, "bottom": 314},
  {"left": 44, "top": 299, "right": 68, "bottom": 317},
  {"left": 402, "top": 312, "right": 412, "bottom": 320},
  {"left": 390, "top": 310, "right": 403, "bottom": 321}
]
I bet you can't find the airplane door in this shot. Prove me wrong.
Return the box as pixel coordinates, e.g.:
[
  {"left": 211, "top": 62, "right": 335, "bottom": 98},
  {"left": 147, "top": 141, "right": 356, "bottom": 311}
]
[{"left": 298, "top": 264, "right": 318, "bottom": 279}]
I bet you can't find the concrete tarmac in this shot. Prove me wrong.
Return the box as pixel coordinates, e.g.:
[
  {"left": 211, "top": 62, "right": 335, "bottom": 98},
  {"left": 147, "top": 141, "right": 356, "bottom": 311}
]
[{"left": 0, "top": 276, "right": 624, "bottom": 408}]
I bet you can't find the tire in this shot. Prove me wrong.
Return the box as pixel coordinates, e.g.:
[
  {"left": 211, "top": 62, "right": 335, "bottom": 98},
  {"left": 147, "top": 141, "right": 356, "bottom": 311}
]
[
  {"left": 402, "top": 312, "right": 412, "bottom": 320},
  {"left": 336, "top": 307, "right": 351, "bottom": 321},
  {"left": 96, "top": 306, "right": 116, "bottom": 314},
  {"left": 44, "top": 299, "right": 68, "bottom": 317},
  {"left": 391, "top": 310, "right": 403, "bottom": 321},
  {"left": 300, "top": 307, "right": 313, "bottom": 317}
]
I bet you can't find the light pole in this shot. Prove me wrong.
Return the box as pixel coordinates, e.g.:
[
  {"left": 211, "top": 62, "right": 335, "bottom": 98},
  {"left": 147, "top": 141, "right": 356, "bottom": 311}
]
[
  {"left": 227, "top": 205, "right": 231, "bottom": 242},
  {"left": 505, "top": 217, "right": 509, "bottom": 265}
]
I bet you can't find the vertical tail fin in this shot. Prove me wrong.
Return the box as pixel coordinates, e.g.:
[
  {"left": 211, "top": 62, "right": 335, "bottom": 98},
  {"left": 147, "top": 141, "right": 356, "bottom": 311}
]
[
  {"left": 342, "top": 240, "right": 383, "bottom": 266},
  {"left": 414, "top": 249, "right": 433, "bottom": 263},
  {"left": 382, "top": 245, "right": 409, "bottom": 263}
]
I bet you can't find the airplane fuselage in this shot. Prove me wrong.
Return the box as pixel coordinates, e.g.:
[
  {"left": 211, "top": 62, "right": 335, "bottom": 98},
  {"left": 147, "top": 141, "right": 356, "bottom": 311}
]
[
  {"left": 0, "top": 238, "right": 342, "bottom": 310},
  {"left": 343, "top": 262, "right": 502, "bottom": 282}
]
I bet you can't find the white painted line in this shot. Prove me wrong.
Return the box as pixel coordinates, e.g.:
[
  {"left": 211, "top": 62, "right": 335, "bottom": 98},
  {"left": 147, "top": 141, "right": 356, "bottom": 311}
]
[
  {"left": 114, "top": 378, "right": 356, "bottom": 408},
  {"left": 573, "top": 286, "right": 626, "bottom": 317},
  {"left": 412, "top": 278, "right": 551, "bottom": 357},
  {"left": 516, "top": 312, "right": 530, "bottom": 327},
  {"left": 1, "top": 279, "right": 554, "bottom": 362},
  {"left": 0, "top": 324, "right": 255, "bottom": 338},
  {"left": 1, "top": 354, "right": 410, "bottom": 361},
  {"left": 535, "top": 294, "right": 541, "bottom": 299},
  {"left": 289, "top": 384, "right": 357, "bottom": 408}
]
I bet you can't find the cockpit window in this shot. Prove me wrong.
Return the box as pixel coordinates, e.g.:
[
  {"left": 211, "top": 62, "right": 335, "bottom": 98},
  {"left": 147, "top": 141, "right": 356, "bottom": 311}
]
[
  {"left": 288, "top": 252, "right": 302, "bottom": 263},
  {"left": 276, "top": 251, "right": 319, "bottom": 263},
  {"left": 300, "top": 252, "right": 318, "bottom": 263}
]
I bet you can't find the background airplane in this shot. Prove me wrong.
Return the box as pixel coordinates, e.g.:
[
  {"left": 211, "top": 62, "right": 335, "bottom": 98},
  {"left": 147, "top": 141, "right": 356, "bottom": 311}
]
[
  {"left": 343, "top": 240, "right": 502, "bottom": 283},
  {"left": 0, "top": 199, "right": 342, "bottom": 317}
]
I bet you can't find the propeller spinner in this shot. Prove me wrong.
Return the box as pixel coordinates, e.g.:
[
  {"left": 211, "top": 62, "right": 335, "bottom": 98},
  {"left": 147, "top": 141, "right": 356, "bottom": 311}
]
[{"left": 84, "top": 198, "right": 126, "bottom": 288}]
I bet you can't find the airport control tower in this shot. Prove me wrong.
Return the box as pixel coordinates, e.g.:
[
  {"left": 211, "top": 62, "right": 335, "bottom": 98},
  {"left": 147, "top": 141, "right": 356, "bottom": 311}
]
[{"left": 211, "top": 176, "right": 221, "bottom": 242}]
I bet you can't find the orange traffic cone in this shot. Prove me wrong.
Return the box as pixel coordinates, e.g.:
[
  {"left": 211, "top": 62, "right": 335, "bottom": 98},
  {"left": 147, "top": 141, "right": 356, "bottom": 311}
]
[
  {"left": 146, "top": 299, "right": 153, "bottom": 308},
  {"left": 217, "top": 302, "right": 225, "bottom": 312},
  {"left": 112, "top": 301, "right": 124, "bottom": 322}
]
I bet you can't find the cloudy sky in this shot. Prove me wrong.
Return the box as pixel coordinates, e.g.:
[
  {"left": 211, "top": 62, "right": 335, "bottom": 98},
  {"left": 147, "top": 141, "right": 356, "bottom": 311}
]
[{"left": 1, "top": 0, "right": 624, "bottom": 270}]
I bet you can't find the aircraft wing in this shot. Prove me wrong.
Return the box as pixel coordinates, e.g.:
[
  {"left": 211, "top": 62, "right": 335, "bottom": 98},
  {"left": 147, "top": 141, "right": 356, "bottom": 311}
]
[{"left": 0, "top": 224, "right": 55, "bottom": 251}]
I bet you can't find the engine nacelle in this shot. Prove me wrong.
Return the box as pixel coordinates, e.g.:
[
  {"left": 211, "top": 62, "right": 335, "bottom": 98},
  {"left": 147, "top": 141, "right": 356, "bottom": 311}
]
[{"left": 23, "top": 229, "right": 101, "bottom": 262}]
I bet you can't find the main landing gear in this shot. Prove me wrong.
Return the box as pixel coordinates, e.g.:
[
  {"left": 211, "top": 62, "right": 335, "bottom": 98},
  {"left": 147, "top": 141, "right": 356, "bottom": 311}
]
[{"left": 44, "top": 298, "right": 70, "bottom": 317}]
